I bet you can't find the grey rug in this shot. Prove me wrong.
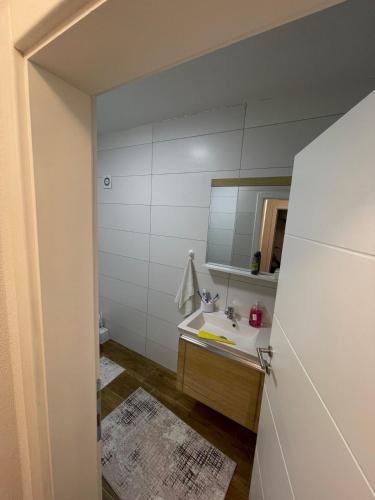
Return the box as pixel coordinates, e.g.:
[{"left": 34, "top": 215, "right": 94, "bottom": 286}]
[
  {"left": 102, "top": 388, "right": 236, "bottom": 500},
  {"left": 100, "top": 356, "right": 125, "bottom": 389}
]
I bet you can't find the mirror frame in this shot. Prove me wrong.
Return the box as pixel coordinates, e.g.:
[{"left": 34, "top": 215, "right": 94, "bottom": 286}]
[{"left": 211, "top": 176, "right": 292, "bottom": 187}]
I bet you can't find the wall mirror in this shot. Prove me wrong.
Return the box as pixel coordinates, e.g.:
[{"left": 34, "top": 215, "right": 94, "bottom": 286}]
[{"left": 205, "top": 177, "right": 292, "bottom": 280}]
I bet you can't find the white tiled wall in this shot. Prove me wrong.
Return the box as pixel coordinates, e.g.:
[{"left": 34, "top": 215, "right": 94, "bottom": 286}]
[{"left": 97, "top": 98, "right": 345, "bottom": 371}]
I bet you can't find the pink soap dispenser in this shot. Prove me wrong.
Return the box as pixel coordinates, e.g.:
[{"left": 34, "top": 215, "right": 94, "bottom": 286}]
[{"left": 249, "top": 301, "right": 263, "bottom": 328}]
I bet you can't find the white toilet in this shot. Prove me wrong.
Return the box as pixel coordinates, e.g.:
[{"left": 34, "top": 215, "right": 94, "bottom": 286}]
[{"left": 99, "top": 326, "right": 109, "bottom": 344}]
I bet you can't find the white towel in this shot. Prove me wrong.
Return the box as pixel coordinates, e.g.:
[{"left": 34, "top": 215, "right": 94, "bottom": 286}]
[{"left": 174, "top": 256, "right": 195, "bottom": 317}]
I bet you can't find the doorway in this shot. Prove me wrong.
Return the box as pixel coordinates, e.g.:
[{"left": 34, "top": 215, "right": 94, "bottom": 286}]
[{"left": 7, "top": 0, "right": 375, "bottom": 498}]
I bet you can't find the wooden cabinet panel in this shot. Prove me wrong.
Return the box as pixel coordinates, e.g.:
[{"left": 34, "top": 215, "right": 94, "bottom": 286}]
[{"left": 177, "top": 338, "right": 264, "bottom": 431}]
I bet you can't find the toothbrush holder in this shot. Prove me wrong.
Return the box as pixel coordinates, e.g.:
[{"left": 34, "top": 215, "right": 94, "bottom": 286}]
[{"left": 201, "top": 301, "right": 214, "bottom": 313}]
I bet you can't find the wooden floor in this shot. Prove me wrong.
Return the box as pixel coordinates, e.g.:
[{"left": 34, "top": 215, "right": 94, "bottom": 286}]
[{"left": 101, "top": 340, "right": 256, "bottom": 500}]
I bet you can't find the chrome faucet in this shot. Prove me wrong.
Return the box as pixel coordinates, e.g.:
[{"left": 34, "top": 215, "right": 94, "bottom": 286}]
[{"left": 225, "top": 306, "right": 235, "bottom": 321}]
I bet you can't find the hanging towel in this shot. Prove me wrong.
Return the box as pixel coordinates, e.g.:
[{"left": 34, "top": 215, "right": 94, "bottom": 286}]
[{"left": 174, "top": 256, "right": 195, "bottom": 317}]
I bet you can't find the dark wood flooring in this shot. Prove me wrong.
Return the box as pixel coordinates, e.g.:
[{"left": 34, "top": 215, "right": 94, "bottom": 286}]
[{"left": 101, "top": 340, "right": 256, "bottom": 500}]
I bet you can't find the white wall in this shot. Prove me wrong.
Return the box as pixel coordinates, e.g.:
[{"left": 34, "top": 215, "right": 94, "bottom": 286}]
[
  {"left": 250, "top": 91, "right": 375, "bottom": 499},
  {"left": 96, "top": 96, "right": 346, "bottom": 371}
]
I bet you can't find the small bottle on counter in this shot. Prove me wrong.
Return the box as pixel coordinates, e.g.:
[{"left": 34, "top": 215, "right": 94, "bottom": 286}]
[
  {"left": 249, "top": 301, "right": 263, "bottom": 328},
  {"left": 250, "top": 251, "right": 261, "bottom": 275}
]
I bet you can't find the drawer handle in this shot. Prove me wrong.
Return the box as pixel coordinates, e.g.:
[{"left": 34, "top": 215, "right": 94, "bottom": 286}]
[{"left": 256, "top": 346, "right": 273, "bottom": 374}]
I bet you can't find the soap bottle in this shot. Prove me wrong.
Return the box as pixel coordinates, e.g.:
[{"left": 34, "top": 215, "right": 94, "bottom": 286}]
[{"left": 249, "top": 301, "right": 263, "bottom": 328}]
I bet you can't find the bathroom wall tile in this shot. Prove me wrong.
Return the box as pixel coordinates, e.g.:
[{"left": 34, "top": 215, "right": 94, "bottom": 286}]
[
  {"left": 153, "top": 130, "right": 242, "bottom": 174},
  {"left": 97, "top": 143, "right": 152, "bottom": 177},
  {"left": 99, "top": 275, "right": 148, "bottom": 312},
  {"left": 229, "top": 272, "right": 277, "bottom": 290},
  {"left": 97, "top": 175, "right": 151, "bottom": 205},
  {"left": 150, "top": 235, "right": 208, "bottom": 273},
  {"left": 255, "top": 389, "right": 294, "bottom": 500},
  {"left": 97, "top": 204, "right": 150, "bottom": 233},
  {"left": 239, "top": 167, "right": 293, "bottom": 178},
  {"left": 147, "top": 289, "right": 184, "bottom": 325},
  {"left": 275, "top": 236, "right": 375, "bottom": 483},
  {"left": 265, "top": 319, "right": 373, "bottom": 500},
  {"left": 145, "top": 340, "right": 178, "bottom": 372},
  {"left": 147, "top": 315, "right": 180, "bottom": 352},
  {"left": 148, "top": 263, "right": 184, "bottom": 297},
  {"left": 148, "top": 263, "right": 182, "bottom": 297},
  {"left": 151, "top": 170, "right": 236, "bottom": 207},
  {"left": 108, "top": 322, "right": 146, "bottom": 356},
  {"left": 97, "top": 228, "right": 149, "bottom": 261},
  {"left": 153, "top": 105, "right": 244, "bottom": 141},
  {"left": 99, "top": 296, "right": 147, "bottom": 336},
  {"left": 98, "top": 124, "right": 152, "bottom": 150},
  {"left": 245, "top": 90, "right": 353, "bottom": 127},
  {"left": 227, "top": 279, "right": 276, "bottom": 323},
  {"left": 241, "top": 116, "right": 338, "bottom": 170},
  {"left": 98, "top": 252, "right": 149, "bottom": 288},
  {"left": 151, "top": 206, "right": 209, "bottom": 240}
]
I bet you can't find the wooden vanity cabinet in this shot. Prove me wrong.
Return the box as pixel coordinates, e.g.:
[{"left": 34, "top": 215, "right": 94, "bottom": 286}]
[{"left": 177, "top": 337, "right": 264, "bottom": 432}]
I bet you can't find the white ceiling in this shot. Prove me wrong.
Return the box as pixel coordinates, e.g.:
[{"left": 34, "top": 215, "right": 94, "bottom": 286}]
[{"left": 97, "top": 0, "right": 375, "bottom": 134}]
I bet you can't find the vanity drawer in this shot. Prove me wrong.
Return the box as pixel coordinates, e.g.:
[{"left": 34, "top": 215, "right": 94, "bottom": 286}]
[{"left": 177, "top": 338, "right": 264, "bottom": 431}]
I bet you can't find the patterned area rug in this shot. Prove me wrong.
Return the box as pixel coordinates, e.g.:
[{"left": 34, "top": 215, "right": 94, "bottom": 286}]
[
  {"left": 102, "top": 388, "right": 236, "bottom": 500},
  {"left": 100, "top": 356, "right": 125, "bottom": 389}
]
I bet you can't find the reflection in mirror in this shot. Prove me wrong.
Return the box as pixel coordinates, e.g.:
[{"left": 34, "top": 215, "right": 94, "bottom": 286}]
[
  {"left": 259, "top": 199, "right": 289, "bottom": 273},
  {"left": 206, "top": 177, "right": 291, "bottom": 275}
]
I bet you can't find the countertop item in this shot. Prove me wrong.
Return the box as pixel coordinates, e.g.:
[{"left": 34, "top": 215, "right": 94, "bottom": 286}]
[{"left": 197, "top": 330, "right": 236, "bottom": 345}]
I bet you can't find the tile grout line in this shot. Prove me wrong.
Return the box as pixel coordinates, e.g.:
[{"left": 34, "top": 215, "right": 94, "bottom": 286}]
[
  {"left": 242, "top": 112, "right": 343, "bottom": 133},
  {"left": 145, "top": 123, "right": 155, "bottom": 357},
  {"left": 100, "top": 295, "right": 147, "bottom": 317},
  {"left": 99, "top": 273, "right": 148, "bottom": 290},
  {"left": 97, "top": 165, "right": 292, "bottom": 179},
  {"left": 99, "top": 226, "right": 207, "bottom": 242},
  {"left": 98, "top": 111, "right": 342, "bottom": 152},
  {"left": 98, "top": 202, "right": 211, "bottom": 208}
]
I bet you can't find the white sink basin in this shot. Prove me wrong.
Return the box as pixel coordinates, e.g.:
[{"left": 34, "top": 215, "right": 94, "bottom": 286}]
[{"left": 178, "top": 309, "right": 271, "bottom": 359}]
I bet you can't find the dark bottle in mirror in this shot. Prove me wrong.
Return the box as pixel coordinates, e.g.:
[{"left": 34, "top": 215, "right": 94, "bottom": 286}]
[{"left": 250, "top": 251, "right": 261, "bottom": 275}]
